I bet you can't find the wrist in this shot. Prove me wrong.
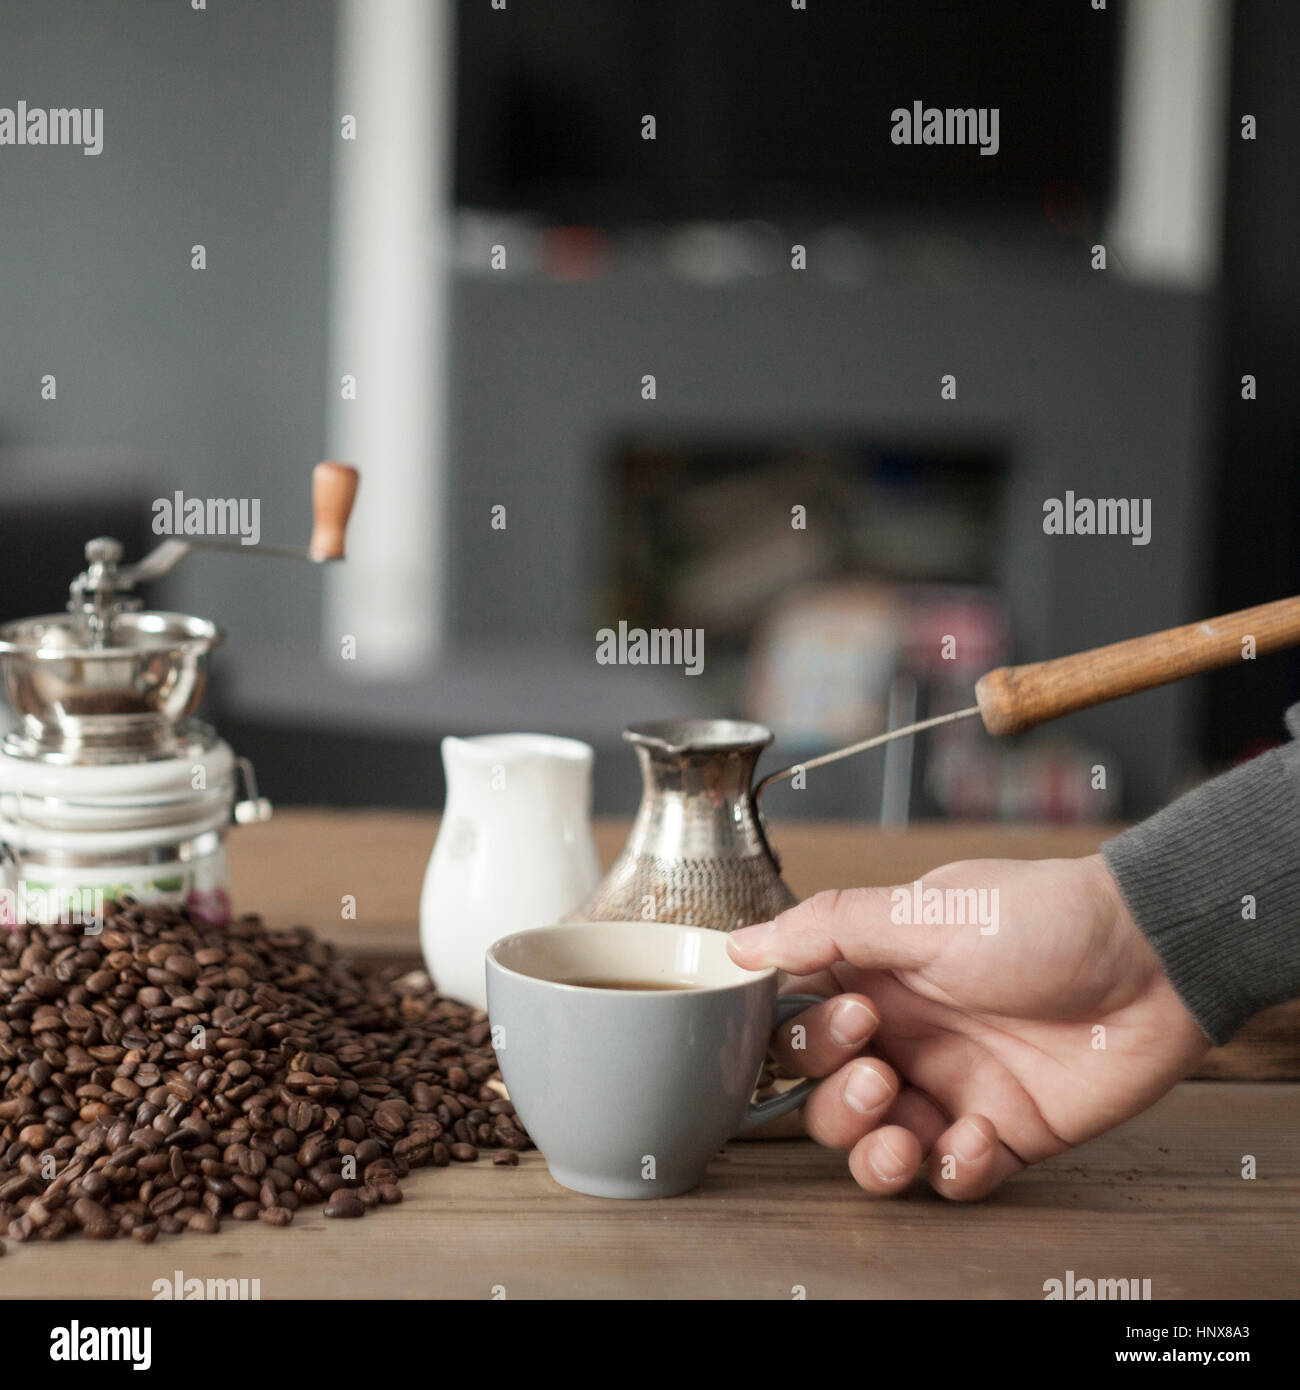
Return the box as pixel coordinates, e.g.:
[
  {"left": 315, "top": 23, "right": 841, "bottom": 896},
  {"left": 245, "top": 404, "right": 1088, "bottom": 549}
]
[
  {"left": 1081, "top": 852, "right": 1170, "bottom": 991},
  {"left": 1084, "top": 852, "right": 1211, "bottom": 1057}
]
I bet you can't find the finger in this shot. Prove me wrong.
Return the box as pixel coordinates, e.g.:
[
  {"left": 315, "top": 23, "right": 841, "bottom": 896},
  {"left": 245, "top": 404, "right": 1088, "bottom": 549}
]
[
  {"left": 727, "top": 886, "right": 944, "bottom": 976},
  {"left": 847, "top": 1125, "right": 924, "bottom": 1195},
  {"left": 926, "top": 1114, "right": 1024, "bottom": 1201},
  {"left": 771, "top": 993, "right": 880, "bottom": 1077},
  {"left": 881, "top": 1086, "right": 951, "bottom": 1156},
  {"left": 778, "top": 968, "right": 839, "bottom": 997},
  {"left": 801, "top": 1056, "right": 901, "bottom": 1149}
]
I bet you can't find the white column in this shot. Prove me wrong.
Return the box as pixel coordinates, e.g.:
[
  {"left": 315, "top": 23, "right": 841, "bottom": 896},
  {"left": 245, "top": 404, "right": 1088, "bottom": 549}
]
[
  {"left": 1108, "top": 0, "right": 1232, "bottom": 290},
  {"left": 325, "top": 0, "right": 453, "bottom": 673}
]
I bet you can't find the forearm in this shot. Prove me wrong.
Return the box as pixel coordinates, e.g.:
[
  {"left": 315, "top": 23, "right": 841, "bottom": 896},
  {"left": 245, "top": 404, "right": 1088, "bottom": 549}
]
[{"left": 1102, "top": 703, "right": 1300, "bottom": 1044}]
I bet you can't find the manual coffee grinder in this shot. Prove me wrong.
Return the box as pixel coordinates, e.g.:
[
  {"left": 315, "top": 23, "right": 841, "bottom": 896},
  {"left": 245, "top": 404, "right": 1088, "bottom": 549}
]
[{"left": 0, "top": 461, "right": 359, "bottom": 925}]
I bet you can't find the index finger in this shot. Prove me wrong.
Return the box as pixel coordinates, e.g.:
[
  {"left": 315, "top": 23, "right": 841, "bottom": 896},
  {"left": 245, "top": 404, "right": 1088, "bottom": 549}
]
[{"left": 726, "top": 887, "right": 943, "bottom": 976}]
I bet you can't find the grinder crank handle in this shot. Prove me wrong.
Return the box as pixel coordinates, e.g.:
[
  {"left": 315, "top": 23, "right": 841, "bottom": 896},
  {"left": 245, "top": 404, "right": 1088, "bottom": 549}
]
[
  {"left": 118, "top": 461, "right": 360, "bottom": 585},
  {"left": 974, "top": 594, "right": 1300, "bottom": 736}
]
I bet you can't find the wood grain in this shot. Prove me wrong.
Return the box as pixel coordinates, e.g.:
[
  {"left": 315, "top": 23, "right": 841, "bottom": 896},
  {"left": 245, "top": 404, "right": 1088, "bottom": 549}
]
[
  {"left": 2, "top": 1084, "right": 1295, "bottom": 1300},
  {"left": 975, "top": 595, "right": 1300, "bottom": 735},
  {"left": 226, "top": 810, "right": 1300, "bottom": 1081}
]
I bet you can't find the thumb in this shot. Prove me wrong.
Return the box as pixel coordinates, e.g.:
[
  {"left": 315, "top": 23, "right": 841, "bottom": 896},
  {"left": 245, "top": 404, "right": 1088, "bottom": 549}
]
[{"left": 726, "top": 886, "right": 944, "bottom": 976}]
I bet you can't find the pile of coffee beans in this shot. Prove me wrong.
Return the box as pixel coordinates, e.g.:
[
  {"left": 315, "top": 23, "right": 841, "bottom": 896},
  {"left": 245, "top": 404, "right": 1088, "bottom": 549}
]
[{"left": 0, "top": 899, "right": 530, "bottom": 1243}]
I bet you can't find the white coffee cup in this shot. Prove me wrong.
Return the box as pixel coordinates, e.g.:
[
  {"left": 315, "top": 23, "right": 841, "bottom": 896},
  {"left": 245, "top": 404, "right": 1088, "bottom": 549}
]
[{"left": 486, "top": 920, "right": 819, "bottom": 1198}]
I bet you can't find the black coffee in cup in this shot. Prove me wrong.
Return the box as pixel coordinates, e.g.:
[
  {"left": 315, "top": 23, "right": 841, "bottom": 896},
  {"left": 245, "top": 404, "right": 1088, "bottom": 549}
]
[{"left": 563, "top": 977, "right": 699, "bottom": 991}]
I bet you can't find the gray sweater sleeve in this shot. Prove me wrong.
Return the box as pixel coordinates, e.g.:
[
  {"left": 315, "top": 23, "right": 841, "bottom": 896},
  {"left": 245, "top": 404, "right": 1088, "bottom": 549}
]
[{"left": 1101, "top": 703, "right": 1300, "bottom": 1045}]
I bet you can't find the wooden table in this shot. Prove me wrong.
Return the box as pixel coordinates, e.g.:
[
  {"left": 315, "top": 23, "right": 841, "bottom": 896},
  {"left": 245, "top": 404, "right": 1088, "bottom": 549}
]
[{"left": 4, "top": 811, "right": 1298, "bottom": 1300}]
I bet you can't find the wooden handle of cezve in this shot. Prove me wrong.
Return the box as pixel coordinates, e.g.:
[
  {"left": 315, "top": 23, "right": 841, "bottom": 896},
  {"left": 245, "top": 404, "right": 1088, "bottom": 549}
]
[
  {"left": 308, "top": 461, "right": 360, "bottom": 560},
  {"left": 975, "top": 596, "right": 1300, "bottom": 736}
]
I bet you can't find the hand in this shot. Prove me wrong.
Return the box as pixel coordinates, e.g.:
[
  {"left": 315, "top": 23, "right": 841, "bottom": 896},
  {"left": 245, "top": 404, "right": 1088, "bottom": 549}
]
[{"left": 727, "top": 855, "right": 1209, "bottom": 1200}]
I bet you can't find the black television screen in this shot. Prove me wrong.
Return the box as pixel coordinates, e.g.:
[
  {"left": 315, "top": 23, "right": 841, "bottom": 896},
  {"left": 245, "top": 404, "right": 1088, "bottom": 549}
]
[{"left": 454, "top": 0, "right": 1122, "bottom": 225}]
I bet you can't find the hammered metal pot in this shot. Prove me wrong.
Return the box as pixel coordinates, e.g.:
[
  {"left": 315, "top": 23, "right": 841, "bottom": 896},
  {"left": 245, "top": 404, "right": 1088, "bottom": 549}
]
[{"left": 572, "top": 719, "right": 798, "bottom": 931}]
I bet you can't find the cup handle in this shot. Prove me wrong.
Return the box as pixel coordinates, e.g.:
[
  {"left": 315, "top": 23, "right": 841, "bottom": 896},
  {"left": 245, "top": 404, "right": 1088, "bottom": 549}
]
[{"left": 735, "top": 993, "right": 826, "bottom": 1136}]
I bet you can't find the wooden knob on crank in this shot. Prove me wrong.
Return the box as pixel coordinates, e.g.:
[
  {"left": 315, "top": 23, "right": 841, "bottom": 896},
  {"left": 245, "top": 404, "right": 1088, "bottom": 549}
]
[{"left": 308, "top": 461, "right": 360, "bottom": 561}]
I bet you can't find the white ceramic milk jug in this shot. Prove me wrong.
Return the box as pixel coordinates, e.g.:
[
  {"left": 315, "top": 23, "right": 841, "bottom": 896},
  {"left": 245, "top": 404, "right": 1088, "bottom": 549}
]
[{"left": 419, "top": 733, "right": 601, "bottom": 1009}]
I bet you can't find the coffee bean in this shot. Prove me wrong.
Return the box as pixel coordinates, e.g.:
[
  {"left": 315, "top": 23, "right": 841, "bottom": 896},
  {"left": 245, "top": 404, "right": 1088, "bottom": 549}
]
[
  {"left": 257, "top": 1205, "right": 292, "bottom": 1227},
  {"left": 73, "top": 1198, "right": 109, "bottom": 1228},
  {"left": 323, "top": 1191, "right": 364, "bottom": 1219},
  {"left": 271, "top": 1131, "right": 298, "bottom": 1158},
  {"left": 286, "top": 1100, "right": 315, "bottom": 1133},
  {"left": 166, "top": 955, "right": 200, "bottom": 983},
  {"left": 0, "top": 1174, "right": 33, "bottom": 1202},
  {"left": 150, "top": 1188, "right": 186, "bottom": 1217},
  {"left": 393, "top": 1135, "right": 434, "bottom": 1163},
  {"left": 80, "top": 1171, "right": 110, "bottom": 1199},
  {"left": 371, "top": 1105, "right": 405, "bottom": 1137},
  {"left": 238, "top": 1149, "right": 267, "bottom": 1178}
]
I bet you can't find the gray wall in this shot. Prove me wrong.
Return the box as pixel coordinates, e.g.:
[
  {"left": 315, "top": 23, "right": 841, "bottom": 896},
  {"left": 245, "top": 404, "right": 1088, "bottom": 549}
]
[
  {"left": 0, "top": 1, "right": 1218, "bottom": 816},
  {"left": 445, "top": 256, "right": 1216, "bottom": 812},
  {"left": 0, "top": 0, "right": 334, "bottom": 633}
]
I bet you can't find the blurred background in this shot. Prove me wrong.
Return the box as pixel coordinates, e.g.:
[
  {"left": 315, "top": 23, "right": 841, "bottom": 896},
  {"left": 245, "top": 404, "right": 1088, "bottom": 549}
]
[{"left": 1, "top": 0, "right": 1296, "bottom": 822}]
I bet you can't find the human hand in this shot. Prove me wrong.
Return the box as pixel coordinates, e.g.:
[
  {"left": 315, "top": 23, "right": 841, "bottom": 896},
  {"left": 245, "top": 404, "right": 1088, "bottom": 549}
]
[{"left": 727, "top": 855, "right": 1209, "bottom": 1199}]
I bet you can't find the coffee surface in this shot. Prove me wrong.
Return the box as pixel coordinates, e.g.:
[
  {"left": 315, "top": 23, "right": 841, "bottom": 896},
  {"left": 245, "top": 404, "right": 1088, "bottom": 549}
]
[{"left": 563, "top": 977, "right": 699, "bottom": 991}]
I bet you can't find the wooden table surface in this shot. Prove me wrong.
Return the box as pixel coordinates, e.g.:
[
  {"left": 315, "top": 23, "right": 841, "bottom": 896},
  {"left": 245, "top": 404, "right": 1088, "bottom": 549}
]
[{"left": 4, "top": 810, "right": 1298, "bottom": 1300}]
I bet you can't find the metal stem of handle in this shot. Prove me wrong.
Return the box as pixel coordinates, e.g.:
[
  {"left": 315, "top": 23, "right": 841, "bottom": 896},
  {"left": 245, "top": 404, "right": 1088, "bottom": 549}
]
[
  {"left": 754, "top": 705, "right": 981, "bottom": 802},
  {"left": 122, "top": 538, "right": 339, "bottom": 588}
]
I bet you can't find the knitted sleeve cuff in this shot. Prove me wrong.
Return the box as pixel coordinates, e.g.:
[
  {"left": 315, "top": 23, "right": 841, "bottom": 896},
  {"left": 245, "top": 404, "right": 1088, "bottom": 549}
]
[{"left": 1101, "top": 712, "right": 1300, "bottom": 1046}]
